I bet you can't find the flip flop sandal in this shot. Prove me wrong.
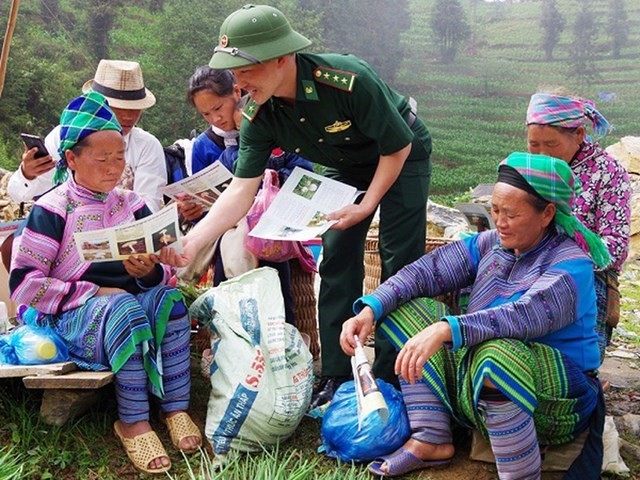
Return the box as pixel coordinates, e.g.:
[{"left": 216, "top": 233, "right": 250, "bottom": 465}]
[
  {"left": 113, "top": 421, "right": 171, "bottom": 475},
  {"left": 163, "top": 412, "right": 203, "bottom": 454},
  {"left": 368, "top": 447, "right": 451, "bottom": 477}
]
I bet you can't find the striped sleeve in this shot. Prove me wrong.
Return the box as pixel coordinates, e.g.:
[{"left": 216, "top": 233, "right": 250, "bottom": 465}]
[
  {"left": 448, "top": 257, "right": 593, "bottom": 350},
  {"left": 9, "top": 205, "right": 99, "bottom": 314},
  {"left": 356, "top": 238, "right": 479, "bottom": 320}
]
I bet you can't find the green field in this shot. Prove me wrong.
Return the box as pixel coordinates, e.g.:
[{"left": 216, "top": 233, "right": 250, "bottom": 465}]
[{"left": 398, "top": 0, "right": 640, "bottom": 195}]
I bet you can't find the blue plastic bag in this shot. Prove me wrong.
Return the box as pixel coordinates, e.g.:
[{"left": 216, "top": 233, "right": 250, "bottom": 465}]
[
  {"left": 320, "top": 379, "right": 411, "bottom": 463},
  {"left": 0, "top": 306, "right": 69, "bottom": 365}
]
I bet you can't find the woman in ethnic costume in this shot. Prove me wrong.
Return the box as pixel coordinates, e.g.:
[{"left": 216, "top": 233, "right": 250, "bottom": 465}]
[
  {"left": 341, "top": 153, "right": 608, "bottom": 479},
  {"left": 526, "top": 91, "right": 631, "bottom": 361},
  {"left": 9, "top": 92, "right": 201, "bottom": 475}
]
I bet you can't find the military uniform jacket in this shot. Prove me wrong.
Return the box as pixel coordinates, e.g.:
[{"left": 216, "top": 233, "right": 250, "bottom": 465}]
[{"left": 234, "top": 53, "right": 431, "bottom": 179}]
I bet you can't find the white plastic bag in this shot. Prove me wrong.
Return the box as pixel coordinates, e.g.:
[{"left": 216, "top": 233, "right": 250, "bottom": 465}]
[
  {"left": 602, "top": 415, "right": 630, "bottom": 474},
  {"left": 190, "top": 267, "right": 314, "bottom": 455}
]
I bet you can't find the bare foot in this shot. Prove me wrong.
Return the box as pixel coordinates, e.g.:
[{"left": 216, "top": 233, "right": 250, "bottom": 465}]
[
  {"left": 380, "top": 438, "right": 455, "bottom": 474},
  {"left": 166, "top": 411, "right": 201, "bottom": 451},
  {"left": 118, "top": 420, "right": 171, "bottom": 471}
]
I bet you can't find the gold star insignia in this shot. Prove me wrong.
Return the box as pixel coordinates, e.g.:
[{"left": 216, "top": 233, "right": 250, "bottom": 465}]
[
  {"left": 341, "top": 77, "right": 348, "bottom": 84},
  {"left": 332, "top": 75, "right": 339, "bottom": 82},
  {"left": 248, "top": 105, "right": 255, "bottom": 112},
  {"left": 323, "top": 72, "right": 330, "bottom": 79}
]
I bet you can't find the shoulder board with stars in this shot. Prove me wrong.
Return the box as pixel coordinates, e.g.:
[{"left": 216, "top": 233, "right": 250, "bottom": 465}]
[
  {"left": 242, "top": 98, "right": 262, "bottom": 122},
  {"left": 313, "top": 66, "right": 356, "bottom": 93}
]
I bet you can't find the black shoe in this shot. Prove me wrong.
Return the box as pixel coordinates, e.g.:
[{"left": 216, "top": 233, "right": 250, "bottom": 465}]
[{"left": 309, "top": 375, "right": 351, "bottom": 410}]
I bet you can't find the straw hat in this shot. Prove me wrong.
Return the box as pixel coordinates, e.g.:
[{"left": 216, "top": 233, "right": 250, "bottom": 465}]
[{"left": 82, "top": 59, "right": 156, "bottom": 110}]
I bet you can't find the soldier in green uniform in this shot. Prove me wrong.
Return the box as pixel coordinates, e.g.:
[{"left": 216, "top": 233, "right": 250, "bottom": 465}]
[{"left": 173, "top": 4, "right": 432, "bottom": 407}]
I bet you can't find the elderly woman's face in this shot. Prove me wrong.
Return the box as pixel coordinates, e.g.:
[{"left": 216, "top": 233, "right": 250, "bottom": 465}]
[
  {"left": 491, "top": 183, "right": 555, "bottom": 255},
  {"left": 526, "top": 124, "right": 585, "bottom": 163},
  {"left": 66, "top": 130, "right": 125, "bottom": 193},
  {"left": 193, "top": 86, "right": 241, "bottom": 133}
]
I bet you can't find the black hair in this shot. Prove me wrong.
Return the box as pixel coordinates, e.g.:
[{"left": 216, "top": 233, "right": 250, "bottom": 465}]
[{"left": 186, "top": 66, "right": 236, "bottom": 107}]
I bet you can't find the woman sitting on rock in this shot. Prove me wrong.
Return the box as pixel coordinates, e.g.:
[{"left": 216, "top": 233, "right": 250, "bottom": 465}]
[
  {"left": 10, "top": 92, "right": 201, "bottom": 475},
  {"left": 341, "top": 152, "right": 608, "bottom": 479}
]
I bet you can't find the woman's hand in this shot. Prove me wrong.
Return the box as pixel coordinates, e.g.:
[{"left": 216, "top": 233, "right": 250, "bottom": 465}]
[
  {"left": 395, "top": 322, "right": 453, "bottom": 384},
  {"left": 123, "top": 254, "right": 157, "bottom": 279},
  {"left": 340, "top": 307, "right": 375, "bottom": 356},
  {"left": 96, "top": 286, "right": 126, "bottom": 296},
  {"left": 178, "top": 201, "right": 203, "bottom": 223}
]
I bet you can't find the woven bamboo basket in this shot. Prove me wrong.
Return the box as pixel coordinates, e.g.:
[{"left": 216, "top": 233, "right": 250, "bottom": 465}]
[
  {"left": 364, "top": 235, "right": 453, "bottom": 294},
  {"left": 290, "top": 260, "right": 320, "bottom": 359}
]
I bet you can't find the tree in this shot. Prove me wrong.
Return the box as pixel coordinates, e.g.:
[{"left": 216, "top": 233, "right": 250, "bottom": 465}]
[
  {"left": 296, "top": 0, "right": 410, "bottom": 82},
  {"left": 539, "top": 0, "right": 565, "bottom": 61},
  {"left": 430, "top": 0, "right": 471, "bottom": 64},
  {"left": 608, "top": 0, "right": 629, "bottom": 58},
  {"left": 567, "top": 1, "right": 601, "bottom": 87}
]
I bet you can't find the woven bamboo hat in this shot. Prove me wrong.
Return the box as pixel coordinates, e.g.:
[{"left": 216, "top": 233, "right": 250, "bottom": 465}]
[{"left": 82, "top": 59, "right": 156, "bottom": 110}]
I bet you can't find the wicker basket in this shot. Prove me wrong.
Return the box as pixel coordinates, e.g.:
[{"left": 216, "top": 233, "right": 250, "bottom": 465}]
[
  {"left": 290, "top": 260, "right": 320, "bottom": 359},
  {"left": 364, "top": 236, "right": 453, "bottom": 294}
]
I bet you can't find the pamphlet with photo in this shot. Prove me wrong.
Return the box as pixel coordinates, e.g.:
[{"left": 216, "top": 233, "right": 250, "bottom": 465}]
[
  {"left": 74, "top": 203, "right": 183, "bottom": 262},
  {"left": 160, "top": 160, "right": 233, "bottom": 210},
  {"left": 248, "top": 167, "right": 362, "bottom": 242}
]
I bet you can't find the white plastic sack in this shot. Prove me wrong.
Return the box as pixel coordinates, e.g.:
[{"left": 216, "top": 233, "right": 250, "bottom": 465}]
[
  {"left": 602, "top": 415, "right": 630, "bottom": 474},
  {"left": 189, "top": 267, "right": 314, "bottom": 455}
]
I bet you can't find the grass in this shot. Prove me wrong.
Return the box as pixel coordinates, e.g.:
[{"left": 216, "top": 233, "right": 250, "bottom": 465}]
[{"left": 0, "top": 360, "right": 373, "bottom": 480}]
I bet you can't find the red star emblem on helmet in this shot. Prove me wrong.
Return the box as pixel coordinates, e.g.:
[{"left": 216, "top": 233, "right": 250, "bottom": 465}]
[{"left": 219, "top": 35, "right": 229, "bottom": 47}]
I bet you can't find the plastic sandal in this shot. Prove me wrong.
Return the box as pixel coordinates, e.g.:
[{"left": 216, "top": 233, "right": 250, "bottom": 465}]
[
  {"left": 368, "top": 447, "right": 451, "bottom": 477},
  {"left": 163, "top": 412, "right": 202, "bottom": 453},
  {"left": 113, "top": 421, "right": 171, "bottom": 474}
]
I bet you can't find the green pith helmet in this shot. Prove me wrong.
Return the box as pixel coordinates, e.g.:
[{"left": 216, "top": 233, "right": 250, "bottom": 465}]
[{"left": 209, "top": 4, "right": 312, "bottom": 70}]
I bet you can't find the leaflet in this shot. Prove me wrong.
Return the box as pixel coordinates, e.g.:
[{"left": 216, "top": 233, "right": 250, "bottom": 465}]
[
  {"left": 160, "top": 160, "right": 233, "bottom": 210},
  {"left": 248, "top": 167, "right": 360, "bottom": 242},
  {"left": 73, "top": 203, "right": 183, "bottom": 263},
  {"left": 351, "top": 336, "right": 389, "bottom": 428}
]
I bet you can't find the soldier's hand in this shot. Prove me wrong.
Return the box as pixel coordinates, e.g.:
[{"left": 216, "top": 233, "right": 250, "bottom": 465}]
[{"left": 327, "top": 204, "right": 372, "bottom": 230}]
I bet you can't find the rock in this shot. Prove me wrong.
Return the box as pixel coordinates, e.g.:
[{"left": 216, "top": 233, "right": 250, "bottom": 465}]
[
  {"left": 426, "top": 200, "right": 469, "bottom": 239},
  {"left": 606, "top": 136, "right": 640, "bottom": 175},
  {"left": 620, "top": 439, "right": 640, "bottom": 464},
  {"left": 40, "top": 389, "right": 102, "bottom": 426},
  {"left": 620, "top": 413, "right": 640, "bottom": 437},
  {"left": 368, "top": 199, "right": 470, "bottom": 240}
]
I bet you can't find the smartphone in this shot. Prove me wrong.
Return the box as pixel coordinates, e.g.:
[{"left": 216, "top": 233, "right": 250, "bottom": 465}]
[{"left": 20, "top": 133, "right": 49, "bottom": 159}]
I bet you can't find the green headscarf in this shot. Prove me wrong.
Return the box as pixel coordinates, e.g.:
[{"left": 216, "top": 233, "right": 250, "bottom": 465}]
[
  {"left": 54, "top": 91, "right": 122, "bottom": 185},
  {"left": 498, "top": 152, "right": 611, "bottom": 269}
]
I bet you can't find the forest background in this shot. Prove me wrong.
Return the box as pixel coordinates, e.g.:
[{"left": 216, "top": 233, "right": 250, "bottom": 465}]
[{"left": 1, "top": 0, "right": 640, "bottom": 199}]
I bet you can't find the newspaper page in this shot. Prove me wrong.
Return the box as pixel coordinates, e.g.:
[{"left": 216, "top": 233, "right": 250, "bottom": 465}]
[
  {"left": 160, "top": 160, "right": 233, "bottom": 210},
  {"left": 248, "top": 167, "right": 360, "bottom": 242},
  {"left": 351, "top": 336, "right": 389, "bottom": 428},
  {"left": 73, "top": 203, "right": 183, "bottom": 263}
]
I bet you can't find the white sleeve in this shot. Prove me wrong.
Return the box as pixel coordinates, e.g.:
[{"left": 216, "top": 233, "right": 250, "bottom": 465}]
[
  {"left": 129, "top": 131, "right": 167, "bottom": 213},
  {"left": 7, "top": 127, "right": 61, "bottom": 203},
  {"left": 6, "top": 167, "right": 56, "bottom": 203}
]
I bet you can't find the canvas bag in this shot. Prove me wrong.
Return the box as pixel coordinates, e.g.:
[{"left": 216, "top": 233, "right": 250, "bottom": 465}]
[{"left": 189, "top": 267, "right": 314, "bottom": 455}]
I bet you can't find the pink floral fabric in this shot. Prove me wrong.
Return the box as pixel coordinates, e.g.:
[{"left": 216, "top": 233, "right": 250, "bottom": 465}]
[{"left": 571, "top": 141, "right": 631, "bottom": 272}]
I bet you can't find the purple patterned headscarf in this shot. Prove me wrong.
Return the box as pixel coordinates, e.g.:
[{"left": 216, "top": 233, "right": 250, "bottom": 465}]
[{"left": 526, "top": 93, "right": 612, "bottom": 138}]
